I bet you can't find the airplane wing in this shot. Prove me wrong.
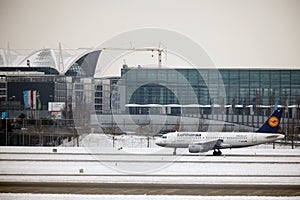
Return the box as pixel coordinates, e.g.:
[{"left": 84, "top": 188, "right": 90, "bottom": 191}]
[{"left": 191, "top": 139, "right": 222, "bottom": 152}]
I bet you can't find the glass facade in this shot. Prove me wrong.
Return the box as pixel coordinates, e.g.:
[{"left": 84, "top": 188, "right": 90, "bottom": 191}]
[
  {"left": 121, "top": 68, "right": 300, "bottom": 116},
  {"left": 65, "top": 50, "right": 101, "bottom": 77}
]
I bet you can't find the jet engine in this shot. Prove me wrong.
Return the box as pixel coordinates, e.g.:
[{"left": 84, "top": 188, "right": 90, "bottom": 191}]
[{"left": 188, "top": 144, "right": 203, "bottom": 153}]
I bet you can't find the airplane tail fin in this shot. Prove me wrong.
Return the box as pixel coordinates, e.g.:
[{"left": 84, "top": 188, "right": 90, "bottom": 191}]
[{"left": 256, "top": 109, "right": 284, "bottom": 134}]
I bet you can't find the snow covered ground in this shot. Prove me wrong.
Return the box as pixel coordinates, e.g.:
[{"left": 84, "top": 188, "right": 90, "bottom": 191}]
[
  {"left": 0, "top": 145, "right": 299, "bottom": 184},
  {"left": 0, "top": 134, "right": 299, "bottom": 199}
]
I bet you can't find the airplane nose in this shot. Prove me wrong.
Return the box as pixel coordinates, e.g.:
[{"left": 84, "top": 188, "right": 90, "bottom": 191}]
[{"left": 155, "top": 138, "right": 166, "bottom": 147}]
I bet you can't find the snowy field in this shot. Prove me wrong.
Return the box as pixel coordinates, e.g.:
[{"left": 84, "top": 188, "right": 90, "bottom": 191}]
[
  {"left": 0, "top": 147, "right": 299, "bottom": 188},
  {"left": 0, "top": 144, "right": 300, "bottom": 185},
  {"left": 0, "top": 134, "right": 299, "bottom": 199}
]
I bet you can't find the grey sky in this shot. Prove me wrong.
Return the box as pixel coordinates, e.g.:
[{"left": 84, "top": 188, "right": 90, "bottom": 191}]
[{"left": 0, "top": 0, "right": 299, "bottom": 67}]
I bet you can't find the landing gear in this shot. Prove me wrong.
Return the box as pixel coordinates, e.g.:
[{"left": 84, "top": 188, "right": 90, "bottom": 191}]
[
  {"left": 213, "top": 149, "right": 222, "bottom": 156},
  {"left": 173, "top": 148, "right": 177, "bottom": 155}
]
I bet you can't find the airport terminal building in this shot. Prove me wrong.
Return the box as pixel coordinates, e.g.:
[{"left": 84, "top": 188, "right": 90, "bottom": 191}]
[
  {"left": 120, "top": 67, "right": 300, "bottom": 118},
  {"left": 0, "top": 48, "right": 300, "bottom": 145},
  {"left": 1, "top": 48, "right": 299, "bottom": 119}
]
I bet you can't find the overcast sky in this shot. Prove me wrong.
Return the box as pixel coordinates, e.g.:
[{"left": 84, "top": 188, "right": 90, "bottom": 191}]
[{"left": 0, "top": 0, "right": 299, "bottom": 69}]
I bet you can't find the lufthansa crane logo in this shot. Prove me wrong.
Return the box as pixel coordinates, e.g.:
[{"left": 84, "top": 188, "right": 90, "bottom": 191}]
[{"left": 268, "top": 116, "right": 279, "bottom": 127}]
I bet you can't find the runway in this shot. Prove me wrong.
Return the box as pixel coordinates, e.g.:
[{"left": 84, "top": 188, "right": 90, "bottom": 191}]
[
  {"left": 1, "top": 182, "right": 300, "bottom": 196},
  {"left": 0, "top": 147, "right": 299, "bottom": 196}
]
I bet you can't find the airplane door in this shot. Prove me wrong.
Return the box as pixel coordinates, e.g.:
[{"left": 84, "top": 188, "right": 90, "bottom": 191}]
[{"left": 252, "top": 134, "right": 257, "bottom": 143}]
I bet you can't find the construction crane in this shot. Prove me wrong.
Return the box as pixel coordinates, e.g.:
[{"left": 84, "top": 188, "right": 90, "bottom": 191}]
[{"left": 100, "top": 47, "right": 166, "bottom": 68}]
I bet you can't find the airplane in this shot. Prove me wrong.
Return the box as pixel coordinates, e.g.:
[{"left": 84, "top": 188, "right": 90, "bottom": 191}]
[{"left": 155, "top": 109, "right": 285, "bottom": 156}]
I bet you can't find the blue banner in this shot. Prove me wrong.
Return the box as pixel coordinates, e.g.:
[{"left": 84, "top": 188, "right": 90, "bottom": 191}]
[
  {"left": 1, "top": 112, "right": 8, "bottom": 119},
  {"left": 23, "top": 90, "right": 30, "bottom": 108}
]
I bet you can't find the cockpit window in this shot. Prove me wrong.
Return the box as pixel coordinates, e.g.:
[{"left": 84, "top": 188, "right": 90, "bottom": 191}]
[{"left": 162, "top": 136, "right": 167, "bottom": 139}]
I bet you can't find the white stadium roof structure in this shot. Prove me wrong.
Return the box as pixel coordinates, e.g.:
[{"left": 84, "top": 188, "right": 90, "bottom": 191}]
[{"left": 0, "top": 48, "right": 102, "bottom": 77}]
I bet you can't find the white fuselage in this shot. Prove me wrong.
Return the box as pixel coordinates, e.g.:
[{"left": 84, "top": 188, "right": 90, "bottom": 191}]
[{"left": 155, "top": 131, "right": 285, "bottom": 149}]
